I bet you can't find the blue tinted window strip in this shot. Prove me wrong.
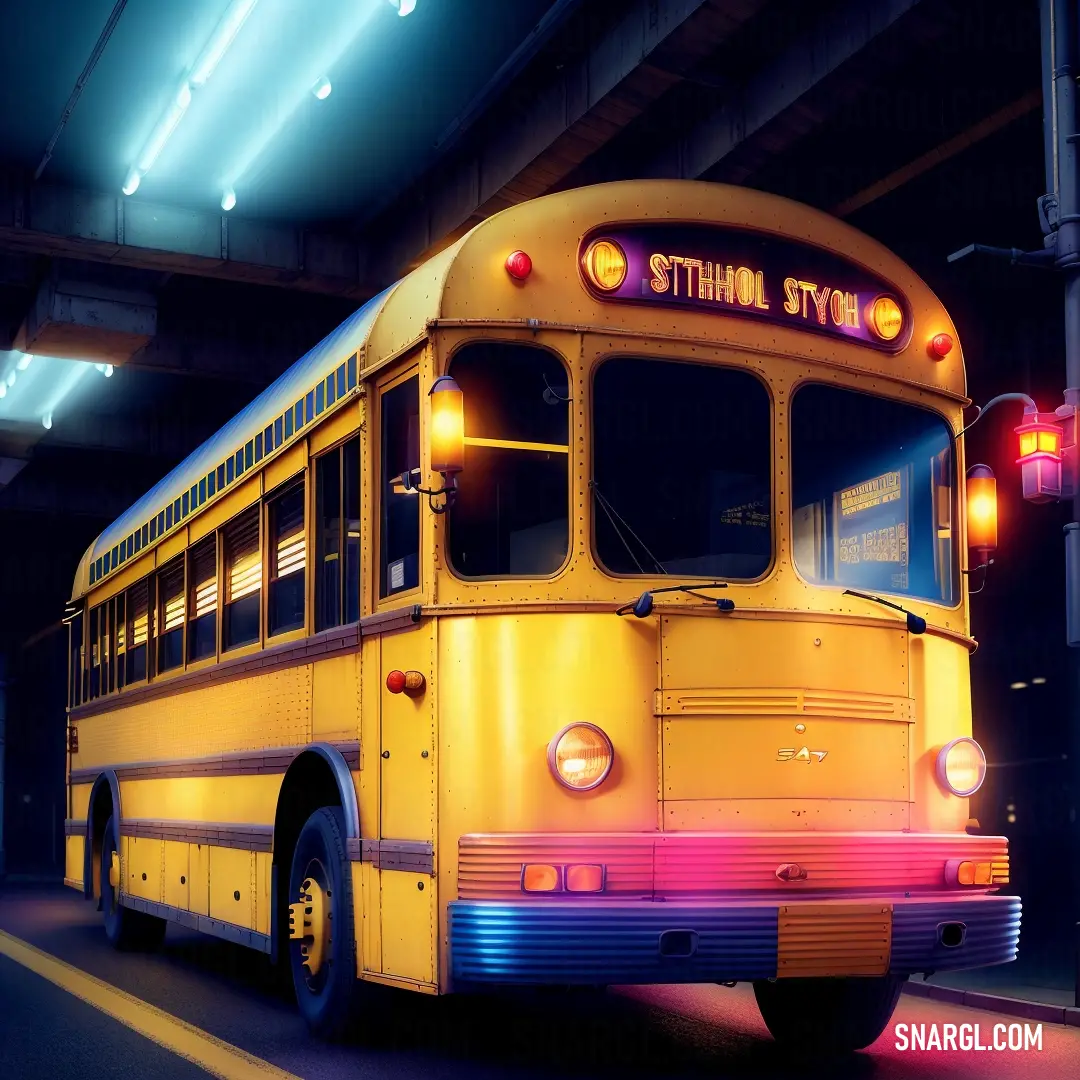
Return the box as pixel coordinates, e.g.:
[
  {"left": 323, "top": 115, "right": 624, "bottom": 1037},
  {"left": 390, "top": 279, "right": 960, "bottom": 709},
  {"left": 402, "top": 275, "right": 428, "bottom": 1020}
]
[
  {"left": 217, "top": 464, "right": 226, "bottom": 489},
  {"left": 347, "top": 354, "right": 357, "bottom": 389},
  {"left": 326, "top": 375, "right": 336, "bottom": 407},
  {"left": 315, "top": 383, "right": 325, "bottom": 415},
  {"left": 235, "top": 449, "right": 244, "bottom": 476},
  {"left": 275, "top": 417, "right": 284, "bottom": 446},
  {"left": 254, "top": 433, "right": 263, "bottom": 463},
  {"left": 285, "top": 410, "right": 294, "bottom": 439},
  {"left": 305, "top": 391, "right": 315, "bottom": 424},
  {"left": 182, "top": 492, "right": 190, "bottom": 517},
  {"left": 337, "top": 363, "right": 346, "bottom": 398},
  {"left": 245, "top": 441, "right": 254, "bottom": 470}
]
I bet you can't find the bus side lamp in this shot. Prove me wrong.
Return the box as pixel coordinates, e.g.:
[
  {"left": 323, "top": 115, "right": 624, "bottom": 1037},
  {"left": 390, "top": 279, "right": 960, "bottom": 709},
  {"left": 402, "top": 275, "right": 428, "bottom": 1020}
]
[
  {"left": 394, "top": 376, "right": 464, "bottom": 514},
  {"left": 964, "top": 465, "right": 997, "bottom": 594},
  {"left": 386, "top": 669, "right": 426, "bottom": 696}
]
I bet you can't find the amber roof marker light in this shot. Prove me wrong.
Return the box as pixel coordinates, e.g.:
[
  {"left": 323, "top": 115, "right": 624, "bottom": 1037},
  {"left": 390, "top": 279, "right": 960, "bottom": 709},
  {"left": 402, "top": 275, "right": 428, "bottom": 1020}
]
[
  {"left": 866, "top": 295, "right": 904, "bottom": 341},
  {"left": 582, "top": 238, "right": 627, "bottom": 292}
]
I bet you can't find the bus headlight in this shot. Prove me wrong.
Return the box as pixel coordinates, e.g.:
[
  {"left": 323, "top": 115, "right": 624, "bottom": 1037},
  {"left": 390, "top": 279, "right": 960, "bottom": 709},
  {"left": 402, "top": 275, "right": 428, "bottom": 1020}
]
[
  {"left": 936, "top": 737, "right": 987, "bottom": 796},
  {"left": 547, "top": 723, "right": 614, "bottom": 791}
]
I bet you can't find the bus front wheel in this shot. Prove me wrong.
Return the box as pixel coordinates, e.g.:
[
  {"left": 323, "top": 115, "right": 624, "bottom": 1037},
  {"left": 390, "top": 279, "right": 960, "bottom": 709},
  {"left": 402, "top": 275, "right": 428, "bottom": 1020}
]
[
  {"left": 288, "top": 806, "right": 359, "bottom": 1039},
  {"left": 99, "top": 815, "right": 167, "bottom": 951},
  {"left": 752, "top": 974, "right": 906, "bottom": 1055}
]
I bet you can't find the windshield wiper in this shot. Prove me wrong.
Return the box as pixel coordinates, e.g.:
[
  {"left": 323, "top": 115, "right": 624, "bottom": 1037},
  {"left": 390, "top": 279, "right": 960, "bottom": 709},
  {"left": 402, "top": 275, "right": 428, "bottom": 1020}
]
[
  {"left": 617, "top": 583, "right": 735, "bottom": 618},
  {"left": 843, "top": 589, "right": 926, "bottom": 634}
]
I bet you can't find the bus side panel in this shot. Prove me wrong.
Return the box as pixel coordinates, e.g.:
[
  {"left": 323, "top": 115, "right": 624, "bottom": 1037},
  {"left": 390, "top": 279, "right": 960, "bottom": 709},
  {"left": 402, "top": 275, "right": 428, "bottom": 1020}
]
[
  {"left": 908, "top": 634, "right": 972, "bottom": 833},
  {"left": 190, "top": 843, "right": 210, "bottom": 916},
  {"left": 209, "top": 847, "right": 256, "bottom": 929},
  {"left": 377, "top": 621, "right": 437, "bottom": 985},
  {"left": 164, "top": 841, "right": 189, "bottom": 909},
  {"left": 312, "top": 652, "right": 361, "bottom": 741},
  {"left": 65, "top": 835, "right": 84, "bottom": 890}
]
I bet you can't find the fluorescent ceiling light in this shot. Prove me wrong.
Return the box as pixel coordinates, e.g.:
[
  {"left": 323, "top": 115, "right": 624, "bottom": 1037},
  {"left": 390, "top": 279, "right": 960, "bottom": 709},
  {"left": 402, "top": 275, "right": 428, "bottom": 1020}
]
[
  {"left": 191, "top": 0, "right": 259, "bottom": 86},
  {"left": 388, "top": 0, "right": 417, "bottom": 15},
  {"left": 122, "top": 0, "right": 259, "bottom": 195},
  {"left": 312, "top": 75, "right": 332, "bottom": 100},
  {"left": 137, "top": 81, "right": 192, "bottom": 174},
  {"left": 0, "top": 351, "right": 108, "bottom": 428},
  {"left": 221, "top": 187, "right": 237, "bottom": 211}
]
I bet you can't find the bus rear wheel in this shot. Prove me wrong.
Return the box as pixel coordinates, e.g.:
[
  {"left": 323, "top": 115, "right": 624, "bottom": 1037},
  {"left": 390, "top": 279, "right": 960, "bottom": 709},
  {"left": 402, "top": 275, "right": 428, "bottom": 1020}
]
[
  {"left": 99, "top": 815, "right": 166, "bottom": 951},
  {"left": 288, "top": 806, "right": 359, "bottom": 1039},
  {"left": 752, "top": 974, "right": 905, "bottom": 1055}
]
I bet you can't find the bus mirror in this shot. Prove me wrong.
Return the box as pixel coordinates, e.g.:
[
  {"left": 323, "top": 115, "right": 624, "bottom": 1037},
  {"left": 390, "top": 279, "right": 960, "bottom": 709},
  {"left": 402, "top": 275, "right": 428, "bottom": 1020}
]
[
  {"left": 966, "top": 464, "right": 997, "bottom": 555},
  {"left": 392, "top": 469, "right": 422, "bottom": 495}
]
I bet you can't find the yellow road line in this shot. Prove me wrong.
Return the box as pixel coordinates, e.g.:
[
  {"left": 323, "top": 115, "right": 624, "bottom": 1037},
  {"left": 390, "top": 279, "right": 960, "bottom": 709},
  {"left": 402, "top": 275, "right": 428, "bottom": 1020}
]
[{"left": 0, "top": 928, "right": 302, "bottom": 1080}]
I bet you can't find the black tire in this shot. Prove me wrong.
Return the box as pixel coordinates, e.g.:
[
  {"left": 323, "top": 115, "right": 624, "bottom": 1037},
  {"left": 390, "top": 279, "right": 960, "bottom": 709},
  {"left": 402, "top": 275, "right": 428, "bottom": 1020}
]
[
  {"left": 753, "top": 975, "right": 906, "bottom": 1055},
  {"left": 288, "top": 806, "right": 359, "bottom": 1039},
  {"left": 100, "top": 815, "right": 167, "bottom": 951}
]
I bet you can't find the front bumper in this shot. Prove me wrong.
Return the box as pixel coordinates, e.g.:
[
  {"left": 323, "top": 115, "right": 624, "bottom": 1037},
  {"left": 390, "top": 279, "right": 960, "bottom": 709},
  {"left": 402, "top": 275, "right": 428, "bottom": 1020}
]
[{"left": 448, "top": 894, "right": 1021, "bottom": 986}]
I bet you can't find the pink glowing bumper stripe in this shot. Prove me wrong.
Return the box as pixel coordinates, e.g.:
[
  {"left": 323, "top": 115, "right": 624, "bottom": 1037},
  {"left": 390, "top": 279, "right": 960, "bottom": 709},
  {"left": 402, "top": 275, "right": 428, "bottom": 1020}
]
[{"left": 456, "top": 832, "right": 1009, "bottom": 900}]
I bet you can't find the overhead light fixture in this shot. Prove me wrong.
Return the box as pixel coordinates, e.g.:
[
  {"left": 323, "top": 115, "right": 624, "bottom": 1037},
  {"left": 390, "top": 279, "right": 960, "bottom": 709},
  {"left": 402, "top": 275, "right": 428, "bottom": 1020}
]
[
  {"left": 94, "top": 364, "right": 114, "bottom": 378},
  {"left": 221, "top": 188, "right": 237, "bottom": 211},
  {"left": 190, "top": 0, "right": 259, "bottom": 87},
  {"left": 42, "top": 413, "right": 53, "bottom": 430},
  {"left": 312, "top": 75, "right": 332, "bottom": 100},
  {"left": 388, "top": 0, "right": 417, "bottom": 14},
  {"left": 0, "top": 384, "right": 6, "bottom": 399},
  {"left": 122, "top": 0, "right": 259, "bottom": 195},
  {"left": 16, "top": 353, "right": 33, "bottom": 371},
  {"left": 5, "top": 372, "right": 15, "bottom": 387},
  {"left": 1031, "top": 676, "right": 1047, "bottom": 685}
]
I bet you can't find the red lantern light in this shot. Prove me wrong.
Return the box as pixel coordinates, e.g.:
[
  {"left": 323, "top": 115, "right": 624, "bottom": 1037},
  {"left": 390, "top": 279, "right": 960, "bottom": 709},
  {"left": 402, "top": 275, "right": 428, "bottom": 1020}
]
[
  {"left": 1015, "top": 412, "right": 1064, "bottom": 503},
  {"left": 386, "top": 670, "right": 406, "bottom": 694},
  {"left": 505, "top": 250, "right": 532, "bottom": 281},
  {"left": 929, "top": 333, "right": 953, "bottom": 359}
]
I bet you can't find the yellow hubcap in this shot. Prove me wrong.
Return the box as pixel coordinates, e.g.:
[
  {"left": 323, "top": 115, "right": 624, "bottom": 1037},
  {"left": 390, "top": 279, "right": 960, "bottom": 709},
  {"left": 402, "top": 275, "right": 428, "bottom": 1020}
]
[{"left": 289, "top": 876, "right": 330, "bottom": 978}]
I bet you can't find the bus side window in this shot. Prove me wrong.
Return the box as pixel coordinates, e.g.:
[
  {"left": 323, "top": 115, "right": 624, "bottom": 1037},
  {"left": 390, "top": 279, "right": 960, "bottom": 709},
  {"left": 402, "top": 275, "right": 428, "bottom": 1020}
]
[
  {"left": 188, "top": 536, "right": 217, "bottom": 662},
  {"left": 223, "top": 507, "right": 261, "bottom": 650},
  {"left": 115, "top": 593, "right": 126, "bottom": 691},
  {"left": 269, "top": 483, "right": 305, "bottom": 636},
  {"left": 315, "top": 435, "right": 362, "bottom": 629},
  {"left": 88, "top": 606, "right": 100, "bottom": 699},
  {"left": 315, "top": 449, "right": 342, "bottom": 630},
  {"left": 158, "top": 558, "right": 185, "bottom": 672},
  {"left": 380, "top": 375, "right": 420, "bottom": 597},
  {"left": 68, "top": 611, "right": 83, "bottom": 708},
  {"left": 126, "top": 580, "right": 150, "bottom": 684}
]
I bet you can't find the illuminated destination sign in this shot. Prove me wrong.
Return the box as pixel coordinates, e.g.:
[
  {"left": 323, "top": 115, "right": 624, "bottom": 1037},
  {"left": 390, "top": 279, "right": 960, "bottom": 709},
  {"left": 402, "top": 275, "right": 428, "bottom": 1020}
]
[
  {"left": 833, "top": 467, "right": 911, "bottom": 593},
  {"left": 578, "top": 224, "right": 911, "bottom": 351}
]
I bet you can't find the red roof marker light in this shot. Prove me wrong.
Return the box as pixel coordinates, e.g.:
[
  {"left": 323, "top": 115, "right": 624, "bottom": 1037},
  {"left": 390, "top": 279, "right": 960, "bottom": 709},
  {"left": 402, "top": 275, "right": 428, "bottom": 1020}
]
[
  {"left": 929, "top": 333, "right": 953, "bottom": 359},
  {"left": 505, "top": 250, "right": 532, "bottom": 281}
]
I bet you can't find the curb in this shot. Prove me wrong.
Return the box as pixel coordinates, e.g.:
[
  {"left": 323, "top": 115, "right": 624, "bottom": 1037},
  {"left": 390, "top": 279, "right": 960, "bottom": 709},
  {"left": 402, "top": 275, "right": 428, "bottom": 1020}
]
[{"left": 904, "top": 980, "right": 1080, "bottom": 1027}]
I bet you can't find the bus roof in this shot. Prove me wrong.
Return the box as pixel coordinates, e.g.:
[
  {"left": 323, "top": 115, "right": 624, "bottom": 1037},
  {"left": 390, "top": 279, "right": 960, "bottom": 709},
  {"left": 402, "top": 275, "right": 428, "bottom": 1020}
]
[{"left": 71, "top": 180, "right": 963, "bottom": 603}]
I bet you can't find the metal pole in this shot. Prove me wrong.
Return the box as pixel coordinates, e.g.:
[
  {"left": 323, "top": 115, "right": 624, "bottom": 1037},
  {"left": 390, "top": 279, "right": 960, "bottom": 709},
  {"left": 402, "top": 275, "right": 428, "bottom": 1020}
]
[
  {"left": 1043, "top": 0, "right": 1080, "bottom": 1013},
  {"left": 0, "top": 653, "right": 6, "bottom": 878}
]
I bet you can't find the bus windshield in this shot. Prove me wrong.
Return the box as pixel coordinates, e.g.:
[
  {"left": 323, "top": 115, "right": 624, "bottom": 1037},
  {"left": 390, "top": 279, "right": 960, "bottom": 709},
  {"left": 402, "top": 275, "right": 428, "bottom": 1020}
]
[
  {"left": 791, "top": 383, "right": 957, "bottom": 605},
  {"left": 592, "top": 356, "right": 772, "bottom": 578}
]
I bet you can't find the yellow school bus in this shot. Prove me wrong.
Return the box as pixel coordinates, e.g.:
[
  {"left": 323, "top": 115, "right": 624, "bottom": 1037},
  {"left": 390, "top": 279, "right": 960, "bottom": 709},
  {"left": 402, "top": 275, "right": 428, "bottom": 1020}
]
[{"left": 64, "top": 179, "right": 1018, "bottom": 1054}]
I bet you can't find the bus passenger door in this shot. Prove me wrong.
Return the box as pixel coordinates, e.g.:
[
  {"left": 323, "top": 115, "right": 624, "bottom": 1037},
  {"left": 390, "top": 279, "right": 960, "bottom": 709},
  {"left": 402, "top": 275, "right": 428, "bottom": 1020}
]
[
  {"left": 378, "top": 623, "right": 436, "bottom": 986},
  {"left": 373, "top": 366, "right": 436, "bottom": 987}
]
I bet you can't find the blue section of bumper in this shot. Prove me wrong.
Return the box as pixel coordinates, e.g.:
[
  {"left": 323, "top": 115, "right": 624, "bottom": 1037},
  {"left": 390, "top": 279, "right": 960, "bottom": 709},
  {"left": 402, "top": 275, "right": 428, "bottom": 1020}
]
[{"left": 448, "top": 895, "right": 1022, "bottom": 986}]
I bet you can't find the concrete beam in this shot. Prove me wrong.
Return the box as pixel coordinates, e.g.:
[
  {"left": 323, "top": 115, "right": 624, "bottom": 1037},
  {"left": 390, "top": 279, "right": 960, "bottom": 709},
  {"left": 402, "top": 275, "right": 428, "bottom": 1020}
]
[
  {"left": 644, "top": 0, "right": 925, "bottom": 180},
  {"left": 0, "top": 168, "right": 366, "bottom": 299},
  {"left": 361, "top": 0, "right": 761, "bottom": 283}
]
